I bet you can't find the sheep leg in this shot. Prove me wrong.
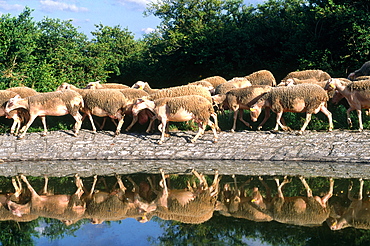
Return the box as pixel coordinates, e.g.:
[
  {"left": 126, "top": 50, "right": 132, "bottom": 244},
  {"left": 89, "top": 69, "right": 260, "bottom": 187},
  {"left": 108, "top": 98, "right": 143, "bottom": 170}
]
[
  {"left": 191, "top": 122, "right": 206, "bottom": 143},
  {"left": 238, "top": 110, "right": 252, "bottom": 131},
  {"left": 40, "top": 116, "right": 48, "bottom": 136},
  {"left": 346, "top": 108, "right": 354, "bottom": 129},
  {"left": 74, "top": 174, "right": 84, "bottom": 198},
  {"left": 359, "top": 178, "right": 364, "bottom": 200},
  {"left": 11, "top": 176, "right": 22, "bottom": 199},
  {"left": 211, "top": 112, "right": 221, "bottom": 132},
  {"left": 274, "top": 112, "right": 287, "bottom": 131},
  {"left": 299, "top": 176, "right": 313, "bottom": 197},
  {"left": 321, "top": 178, "right": 334, "bottom": 205},
  {"left": 17, "top": 114, "right": 38, "bottom": 139},
  {"left": 320, "top": 105, "right": 333, "bottom": 131},
  {"left": 207, "top": 119, "right": 218, "bottom": 143},
  {"left": 298, "top": 113, "right": 312, "bottom": 134},
  {"left": 356, "top": 109, "right": 363, "bottom": 131},
  {"left": 20, "top": 174, "right": 40, "bottom": 199},
  {"left": 10, "top": 114, "right": 21, "bottom": 135},
  {"left": 86, "top": 113, "right": 97, "bottom": 133},
  {"left": 146, "top": 116, "right": 157, "bottom": 133},
  {"left": 275, "top": 176, "right": 290, "bottom": 199},
  {"left": 125, "top": 115, "right": 138, "bottom": 132},
  {"left": 231, "top": 109, "right": 239, "bottom": 132},
  {"left": 158, "top": 120, "right": 167, "bottom": 144},
  {"left": 114, "top": 114, "right": 125, "bottom": 136},
  {"left": 71, "top": 112, "right": 83, "bottom": 136},
  {"left": 257, "top": 108, "right": 271, "bottom": 131}
]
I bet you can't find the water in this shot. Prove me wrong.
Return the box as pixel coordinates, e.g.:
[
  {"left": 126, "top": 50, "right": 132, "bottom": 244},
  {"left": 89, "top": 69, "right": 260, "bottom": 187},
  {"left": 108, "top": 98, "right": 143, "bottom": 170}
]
[{"left": 0, "top": 160, "right": 369, "bottom": 246}]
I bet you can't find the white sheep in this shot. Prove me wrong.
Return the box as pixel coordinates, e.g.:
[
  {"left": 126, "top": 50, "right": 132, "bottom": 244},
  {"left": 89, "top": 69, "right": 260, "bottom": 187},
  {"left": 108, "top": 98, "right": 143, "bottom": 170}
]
[
  {"left": 131, "top": 95, "right": 218, "bottom": 144},
  {"left": 85, "top": 81, "right": 129, "bottom": 90},
  {"left": 325, "top": 78, "right": 370, "bottom": 131},
  {"left": 282, "top": 69, "right": 331, "bottom": 83},
  {"left": 226, "top": 77, "right": 252, "bottom": 88},
  {"left": 249, "top": 84, "right": 333, "bottom": 134},
  {"left": 5, "top": 90, "right": 84, "bottom": 139},
  {"left": 131, "top": 81, "right": 159, "bottom": 94},
  {"left": 5, "top": 87, "right": 40, "bottom": 135}
]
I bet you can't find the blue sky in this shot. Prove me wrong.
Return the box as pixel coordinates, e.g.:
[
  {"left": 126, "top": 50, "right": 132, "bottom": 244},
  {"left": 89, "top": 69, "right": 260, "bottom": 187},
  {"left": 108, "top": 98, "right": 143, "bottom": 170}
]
[{"left": 0, "top": 0, "right": 265, "bottom": 39}]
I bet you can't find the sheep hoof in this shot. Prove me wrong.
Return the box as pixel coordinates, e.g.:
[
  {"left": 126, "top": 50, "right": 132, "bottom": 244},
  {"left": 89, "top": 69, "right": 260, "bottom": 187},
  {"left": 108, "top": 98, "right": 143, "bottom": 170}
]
[
  {"left": 296, "top": 131, "right": 303, "bottom": 136},
  {"left": 213, "top": 139, "right": 218, "bottom": 143},
  {"left": 230, "top": 129, "right": 235, "bottom": 133},
  {"left": 17, "top": 136, "right": 24, "bottom": 140},
  {"left": 257, "top": 126, "right": 262, "bottom": 131}
]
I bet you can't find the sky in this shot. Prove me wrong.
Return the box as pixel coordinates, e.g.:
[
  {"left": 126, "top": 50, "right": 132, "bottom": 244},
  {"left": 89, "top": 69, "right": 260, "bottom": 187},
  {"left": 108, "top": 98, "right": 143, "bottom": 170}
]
[{"left": 0, "top": 0, "right": 265, "bottom": 39}]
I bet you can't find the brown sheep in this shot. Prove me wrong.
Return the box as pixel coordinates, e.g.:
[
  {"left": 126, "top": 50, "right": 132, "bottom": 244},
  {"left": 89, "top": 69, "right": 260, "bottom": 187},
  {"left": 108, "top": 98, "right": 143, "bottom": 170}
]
[
  {"left": 8, "top": 174, "right": 86, "bottom": 226},
  {"left": 327, "top": 179, "right": 370, "bottom": 230},
  {"left": 139, "top": 169, "right": 220, "bottom": 224},
  {"left": 325, "top": 78, "right": 370, "bottom": 131},
  {"left": 57, "top": 83, "right": 129, "bottom": 135},
  {"left": 254, "top": 176, "right": 334, "bottom": 227},
  {"left": 244, "top": 70, "right": 276, "bottom": 86},
  {"left": 200, "top": 75, "right": 227, "bottom": 88},
  {"left": 216, "top": 176, "right": 273, "bottom": 222},
  {"left": 132, "top": 95, "right": 218, "bottom": 144},
  {"left": 5, "top": 90, "right": 84, "bottom": 139},
  {"left": 223, "top": 85, "right": 272, "bottom": 131},
  {"left": 249, "top": 84, "right": 333, "bottom": 134}
]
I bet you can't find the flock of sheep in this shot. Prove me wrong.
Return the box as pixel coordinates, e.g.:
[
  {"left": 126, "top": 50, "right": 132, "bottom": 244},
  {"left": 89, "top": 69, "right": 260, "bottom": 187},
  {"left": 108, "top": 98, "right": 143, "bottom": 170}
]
[{"left": 1, "top": 60, "right": 370, "bottom": 143}]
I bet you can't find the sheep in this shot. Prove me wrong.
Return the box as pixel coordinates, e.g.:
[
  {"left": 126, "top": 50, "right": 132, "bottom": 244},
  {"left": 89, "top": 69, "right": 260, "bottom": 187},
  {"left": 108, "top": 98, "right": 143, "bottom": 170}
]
[
  {"left": 348, "top": 61, "right": 370, "bottom": 80},
  {"left": 131, "top": 81, "right": 159, "bottom": 94},
  {"left": 8, "top": 174, "right": 86, "bottom": 225},
  {"left": 249, "top": 83, "right": 333, "bottom": 134},
  {"left": 84, "top": 81, "right": 129, "bottom": 89},
  {"left": 324, "top": 78, "right": 370, "bottom": 131},
  {"left": 222, "top": 85, "right": 273, "bottom": 132},
  {"left": 80, "top": 89, "right": 129, "bottom": 135},
  {"left": 187, "top": 80, "right": 215, "bottom": 94},
  {"left": 327, "top": 178, "right": 370, "bottom": 230},
  {"left": 4, "top": 90, "right": 84, "bottom": 139},
  {"left": 244, "top": 70, "right": 276, "bottom": 86},
  {"left": 226, "top": 77, "right": 252, "bottom": 88},
  {"left": 216, "top": 176, "right": 273, "bottom": 222},
  {"left": 146, "top": 84, "right": 220, "bottom": 132},
  {"left": 138, "top": 169, "right": 220, "bottom": 224},
  {"left": 277, "top": 78, "right": 327, "bottom": 87},
  {"left": 214, "top": 83, "right": 237, "bottom": 95},
  {"left": 282, "top": 69, "right": 331, "bottom": 83},
  {"left": 5, "top": 87, "right": 39, "bottom": 135},
  {"left": 57, "top": 83, "right": 129, "bottom": 135},
  {"left": 0, "top": 90, "right": 21, "bottom": 126},
  {"left": 199, "top": 75, "right": 227, "bottom": 88},
  {"left": 132, "top": 95, "right": 218, "bottom": 144},
  {"left": 253, "top": 176, "right": 334, "bottom": 226},
  {"left": 118, "top": 88, "right": 156, "bottom": 132}
]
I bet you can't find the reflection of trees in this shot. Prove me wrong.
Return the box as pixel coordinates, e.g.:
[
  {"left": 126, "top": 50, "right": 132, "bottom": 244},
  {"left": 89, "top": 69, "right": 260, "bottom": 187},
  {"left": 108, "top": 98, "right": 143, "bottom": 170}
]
[
  {"left": 0, "top": 174, "right": 370, "bottom": 245},
  {"left": 151, "top": 214, "right": 370, "bottom": 246}
]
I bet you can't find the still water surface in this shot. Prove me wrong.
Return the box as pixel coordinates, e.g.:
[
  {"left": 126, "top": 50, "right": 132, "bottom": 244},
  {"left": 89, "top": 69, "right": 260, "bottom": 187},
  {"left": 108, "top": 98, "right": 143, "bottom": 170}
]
[{"left": 0, "top": 160, "right": 369, "bottom": 245}]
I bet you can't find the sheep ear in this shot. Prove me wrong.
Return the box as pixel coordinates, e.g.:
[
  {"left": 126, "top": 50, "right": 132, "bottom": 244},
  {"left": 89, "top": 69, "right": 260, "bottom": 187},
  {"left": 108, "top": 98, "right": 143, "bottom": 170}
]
[{"left": 13, "top": 95, "right": 22, "bottom": 100}]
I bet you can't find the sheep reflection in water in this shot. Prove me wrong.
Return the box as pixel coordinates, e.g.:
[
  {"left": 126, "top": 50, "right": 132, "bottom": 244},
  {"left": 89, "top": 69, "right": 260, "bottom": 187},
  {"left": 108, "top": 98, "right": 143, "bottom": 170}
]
[{"left": 1, "top": 172, "right": 370, "bottom": 231}]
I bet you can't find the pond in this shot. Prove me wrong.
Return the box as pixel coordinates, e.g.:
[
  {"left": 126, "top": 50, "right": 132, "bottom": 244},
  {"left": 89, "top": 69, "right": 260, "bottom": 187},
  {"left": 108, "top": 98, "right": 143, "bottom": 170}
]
[{"left": 0, "top": 160, "right": 370, "bottom": 245}]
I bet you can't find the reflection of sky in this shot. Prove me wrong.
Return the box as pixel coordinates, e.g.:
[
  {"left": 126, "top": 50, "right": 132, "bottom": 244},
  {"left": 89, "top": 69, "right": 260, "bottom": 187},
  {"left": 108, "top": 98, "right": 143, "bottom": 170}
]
[{"left": 33, "top": 218, "right": 164, "bottom": 246}]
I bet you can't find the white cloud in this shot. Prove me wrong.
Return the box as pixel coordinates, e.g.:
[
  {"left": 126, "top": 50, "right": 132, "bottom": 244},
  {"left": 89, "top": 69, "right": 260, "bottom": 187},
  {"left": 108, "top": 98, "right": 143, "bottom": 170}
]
[
  {"left": 116, "top": 0, "right": 151, "bottom": 7},
  {"left": 142, "top": 27, "right": 155, "bottom": 34},
  {"left": 0, "top": 1, "right": 24, "bottom": 11},
  {"left": 40, "top": 0, "right": 88, "bottom": 12}
]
